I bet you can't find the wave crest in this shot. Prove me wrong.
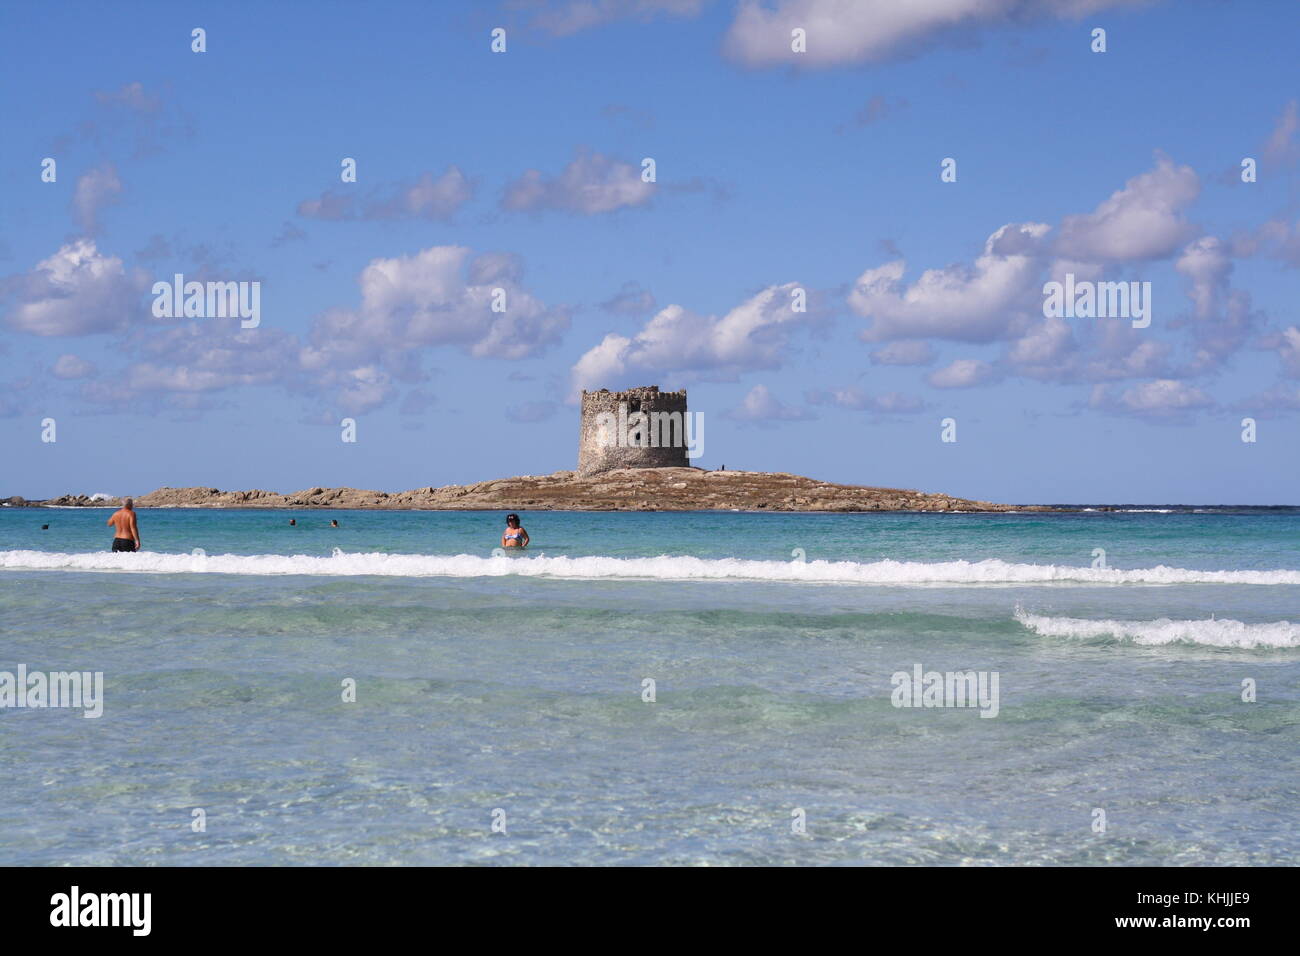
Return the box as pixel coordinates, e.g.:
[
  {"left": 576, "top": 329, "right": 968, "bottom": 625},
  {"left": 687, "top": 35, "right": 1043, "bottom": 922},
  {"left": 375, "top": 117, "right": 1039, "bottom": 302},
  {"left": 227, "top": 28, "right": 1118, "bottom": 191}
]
[
  {"left": 1014, "top": 606, "right": 1300, "bottom": 648},
  {"left": 2, "top": 549, "right": 1300, "bottom": 586}
]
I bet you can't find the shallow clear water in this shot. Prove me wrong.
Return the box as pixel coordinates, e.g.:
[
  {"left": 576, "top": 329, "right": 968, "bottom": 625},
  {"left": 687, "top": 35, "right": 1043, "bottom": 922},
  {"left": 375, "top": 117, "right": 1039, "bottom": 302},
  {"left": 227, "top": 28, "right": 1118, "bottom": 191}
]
[{"left": 1, "top": 507, "right": 1297, "bottom": 865}]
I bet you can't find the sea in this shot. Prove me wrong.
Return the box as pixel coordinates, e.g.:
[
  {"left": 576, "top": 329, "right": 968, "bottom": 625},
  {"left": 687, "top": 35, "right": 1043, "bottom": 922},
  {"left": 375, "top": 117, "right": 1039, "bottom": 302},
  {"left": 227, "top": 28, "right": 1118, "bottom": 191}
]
[{"left": 1, "top": 505, "right": 1297, "bottom": 865}]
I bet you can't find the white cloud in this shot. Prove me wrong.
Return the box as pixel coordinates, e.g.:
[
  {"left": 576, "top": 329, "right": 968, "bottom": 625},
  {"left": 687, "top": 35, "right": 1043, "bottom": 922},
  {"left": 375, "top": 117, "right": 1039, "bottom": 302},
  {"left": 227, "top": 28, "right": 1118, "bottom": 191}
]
[
  {"left": 298, "top": 167, "right": 473, "bottom": 221},
  {"left": 927, "top": 358, "right": 997, "bottom": 388},
  {"left": 503, "top": 150, "right": 654, "bottom": 214},
  {"left": 1263, "top": 99, "right": 1298, "bottom": 166},
  {"left": 806, "top": 385, "right": 925, "bottom": 413},
  {"left": 1272, "top": 326, "right": 1300, "bottom": 378},
  {"left": 1091, "top": 379, "right": 1213, "bottom": 418},
  {"left": 52, "top": 354, "right": 97, "bottom": 379},
  {"left": 72, "top": 244, "right": 564, "bottom": 415},
  {"left": 1250, "top": 218, "right": 1300, "bottom": 268},
  {"left": 722, "top": 384, "right": 815, "bottom": 423},
  {"left": 850, "top": 223, "right": 1050, "bottom": 343},
  {"left": 1176, "top": 236, "right": 1231, "bottom": 320},
  {"left": 3, "top": 240, "right": 144, "bottom": 337},
  {"left": 302, "top": 246, "right": 568, "bottom": 370},
  {"left": 1055, "top": 155, "right": 1199, "bottom": 262},
  {"left": 843, "top": 157, "right": 1223, "bottom": 396},
  {"left": 722, "top": 0, "right": 1145, "bottom": 68},
  {"left": 71, "top": 165, "right": 123, "bottom": 234},
  {"left": 1174, "top": 236, "right": 1258, "bottom": 373},
  {"left": 569, "top": 282, "right": 813, "bottom": 396},
  {"left": 294, "top": 246, "right": 568, "bottom": 411}
]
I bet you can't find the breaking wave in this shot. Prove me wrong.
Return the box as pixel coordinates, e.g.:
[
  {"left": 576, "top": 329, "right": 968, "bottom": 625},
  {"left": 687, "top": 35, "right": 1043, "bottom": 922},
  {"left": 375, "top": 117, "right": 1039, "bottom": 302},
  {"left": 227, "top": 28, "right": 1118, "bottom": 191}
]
[
  {"left": 2, "top": 549, "right": 1300, "bottom": 586},
  {"left": 1014, "top": 606, "right": 1300, "bottom": 648}
]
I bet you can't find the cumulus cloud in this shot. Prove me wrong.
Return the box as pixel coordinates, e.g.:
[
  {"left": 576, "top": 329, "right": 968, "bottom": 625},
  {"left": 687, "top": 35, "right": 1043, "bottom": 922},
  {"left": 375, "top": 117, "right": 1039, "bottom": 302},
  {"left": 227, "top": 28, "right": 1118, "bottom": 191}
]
[
  {"left": 503, "top": 150, "right": 654, "bottom": 214},
  {"left": 298, "top": 167, "right": 473, "bottom": 221},
  {"left": 2, "top": 240, "right": 145, "bottom": 337},
  {"left": 843, "top": 156, "right": 1226, "bottom": 396},
  {"left": 722, "top": 384, "right": 815, "bottom": 424},
  {"left": 806, "top": 385, "right": 925, "bottom": 413},
  {"left": 70, "top": 244, "right": 564, "bottom": 416},
  {"left": 1263, "top": 99, "right": 1299, "bottom": 167},
  {"left": 1055, "top": 155, "right": 1200, "bottom": 262},
  {"left": 851, "top": 223, "right": 1050, "bottom": 343},
  {"left": 298, "top": 245, "right": 569, "bottom": 410},
  {"left": 71, "top": 164, "right": 123, "bottom": 234},
  {"left": 129, "top": 318, "right": 296, "bottom": 390},
  {"left": 1249, "top": 218, "right": 1300, "bottom": 268},
  {"left": 1173, "top": 236, "right": 1259, "bottom": 374},
  {"left": 52, "top": 354, "right": 97, "bottom": 380},
  {"left": 569, "top": 282, "right": 814, "bottom": 396},
  {"left": 1002, "top": 310, "right": 1171, "bottom": 384},
  {"left": 1264, "top": 325, "right": 1300, "bottom": 378},
  {"left": 1090, "top": 379, "right": 1214, "bottom": 419},
  {"left": 70, "top": 315, "right": 303, "bottom": 414},
  {"left": 722, "top": 0, "right": 1145, "bottom": 68},
  {"left": 927, "top": 358, "right": 997, "bottom": 389}
]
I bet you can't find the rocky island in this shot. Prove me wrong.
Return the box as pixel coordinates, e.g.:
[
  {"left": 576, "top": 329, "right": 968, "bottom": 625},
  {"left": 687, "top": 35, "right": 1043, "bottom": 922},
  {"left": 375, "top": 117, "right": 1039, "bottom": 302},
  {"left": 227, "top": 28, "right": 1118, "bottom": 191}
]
[{"left": 8, "top": 467, "right": 1049, "bottom": 513}]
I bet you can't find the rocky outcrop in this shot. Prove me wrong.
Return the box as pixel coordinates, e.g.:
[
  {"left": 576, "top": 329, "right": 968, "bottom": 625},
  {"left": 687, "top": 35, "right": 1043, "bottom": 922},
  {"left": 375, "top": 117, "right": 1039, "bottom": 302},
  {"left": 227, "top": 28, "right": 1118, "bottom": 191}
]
[{"left": 22, "top": 469, "right": 1055, "bottom": 512}]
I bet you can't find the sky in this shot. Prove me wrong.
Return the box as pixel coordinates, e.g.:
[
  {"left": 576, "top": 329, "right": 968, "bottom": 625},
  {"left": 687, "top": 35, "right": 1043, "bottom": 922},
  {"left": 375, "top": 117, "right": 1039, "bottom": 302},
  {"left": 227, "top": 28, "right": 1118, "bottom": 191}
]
[{"left": 1, "top": 0, "right": 1297, "bottom": 505}]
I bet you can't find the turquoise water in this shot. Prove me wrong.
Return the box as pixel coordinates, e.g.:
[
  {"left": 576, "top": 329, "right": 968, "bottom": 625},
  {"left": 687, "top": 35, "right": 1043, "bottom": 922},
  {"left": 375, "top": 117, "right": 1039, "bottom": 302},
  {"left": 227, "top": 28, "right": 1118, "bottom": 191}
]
[{"left": 1, "top": 506, "right": 1298, "bottom": 865}]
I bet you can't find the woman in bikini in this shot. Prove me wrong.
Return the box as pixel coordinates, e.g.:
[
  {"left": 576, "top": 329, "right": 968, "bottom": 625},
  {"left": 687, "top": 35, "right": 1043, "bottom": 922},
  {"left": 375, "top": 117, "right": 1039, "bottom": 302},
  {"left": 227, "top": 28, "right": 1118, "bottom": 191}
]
[{"left": 501, "top": 513, "right": 529, "bottom": 549}]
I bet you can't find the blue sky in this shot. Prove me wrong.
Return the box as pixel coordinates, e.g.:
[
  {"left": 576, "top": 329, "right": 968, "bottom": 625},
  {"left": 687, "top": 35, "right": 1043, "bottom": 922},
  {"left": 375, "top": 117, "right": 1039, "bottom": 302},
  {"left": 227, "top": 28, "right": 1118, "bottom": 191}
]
[{"left": 1, "top": 0, "right": 1297, "bottom": 504}]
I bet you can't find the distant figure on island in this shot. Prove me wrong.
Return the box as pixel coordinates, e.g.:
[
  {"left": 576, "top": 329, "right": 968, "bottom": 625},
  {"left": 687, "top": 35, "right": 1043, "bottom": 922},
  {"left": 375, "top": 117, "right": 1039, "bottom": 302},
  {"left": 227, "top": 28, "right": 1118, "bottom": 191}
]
[
  {"left": 107, "top": 499, "right": 141, "bottom": 552},
  {"left": 501, "top": 513, "right": 529, "bottom": 549}
]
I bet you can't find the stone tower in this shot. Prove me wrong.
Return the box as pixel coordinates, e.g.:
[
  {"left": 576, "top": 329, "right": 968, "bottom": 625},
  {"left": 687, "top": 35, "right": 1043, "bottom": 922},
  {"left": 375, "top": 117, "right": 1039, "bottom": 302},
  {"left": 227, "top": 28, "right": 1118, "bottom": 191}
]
[{"left": 578, "top": 386, "right": 690, "bottom": 475}]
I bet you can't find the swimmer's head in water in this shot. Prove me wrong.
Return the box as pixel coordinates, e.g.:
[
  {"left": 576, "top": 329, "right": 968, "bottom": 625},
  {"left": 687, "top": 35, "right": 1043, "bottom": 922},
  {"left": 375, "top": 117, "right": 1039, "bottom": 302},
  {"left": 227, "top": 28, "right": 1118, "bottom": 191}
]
[{"left": 505, "top": 513, "right": 520, "bottom": 526}]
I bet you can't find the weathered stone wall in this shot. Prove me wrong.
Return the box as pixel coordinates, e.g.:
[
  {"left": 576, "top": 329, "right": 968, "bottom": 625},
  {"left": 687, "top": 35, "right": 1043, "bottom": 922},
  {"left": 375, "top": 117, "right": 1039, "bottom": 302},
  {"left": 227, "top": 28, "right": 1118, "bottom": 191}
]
[{"left": 577, "top": 386, "right": 689, "bottom": 475}]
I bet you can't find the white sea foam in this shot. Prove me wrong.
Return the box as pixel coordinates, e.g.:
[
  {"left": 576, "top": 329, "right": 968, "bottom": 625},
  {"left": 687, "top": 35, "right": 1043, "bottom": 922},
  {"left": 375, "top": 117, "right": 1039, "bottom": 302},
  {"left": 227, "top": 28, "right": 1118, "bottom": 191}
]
[
  {"left": 1014, "top": 606, "right": 1300, "bottom": 648},
  {"left": 2, "top": 549, "right": 1300, "bottom": 586}
]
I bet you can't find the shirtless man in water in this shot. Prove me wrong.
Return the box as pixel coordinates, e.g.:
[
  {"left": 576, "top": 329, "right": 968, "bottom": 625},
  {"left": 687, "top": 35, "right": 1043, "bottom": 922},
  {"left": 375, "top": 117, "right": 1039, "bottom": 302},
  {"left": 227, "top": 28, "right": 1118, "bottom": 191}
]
[{"left": 107, "top": 498, "right": 141, "bottom": 552}]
